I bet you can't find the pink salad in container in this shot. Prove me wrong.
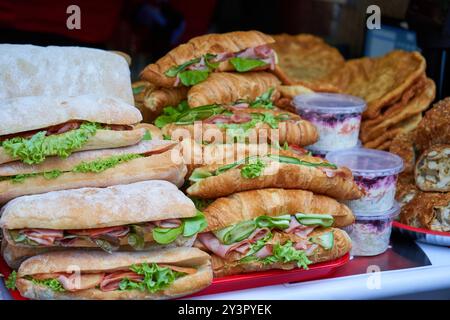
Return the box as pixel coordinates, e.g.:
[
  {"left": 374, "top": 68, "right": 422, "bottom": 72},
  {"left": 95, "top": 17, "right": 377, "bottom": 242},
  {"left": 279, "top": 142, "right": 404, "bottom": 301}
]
[
  {"left": 344, "top": 203, "right": 400, "bottom": 256},
  {"left": 293, "top": 93, "right": 366, "bottom": 151},
  {"left": 326, "top": 148, "right": 404, "bottom": 213}
]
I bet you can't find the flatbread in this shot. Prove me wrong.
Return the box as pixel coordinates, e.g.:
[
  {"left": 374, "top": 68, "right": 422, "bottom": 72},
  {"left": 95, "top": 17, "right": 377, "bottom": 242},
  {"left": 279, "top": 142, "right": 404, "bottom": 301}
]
[
  {"left": 325, "top": 50, "right": 426, "bottom": 119},
  {"left": 270, "top": 34, "right": 345, "bottom": 83}
]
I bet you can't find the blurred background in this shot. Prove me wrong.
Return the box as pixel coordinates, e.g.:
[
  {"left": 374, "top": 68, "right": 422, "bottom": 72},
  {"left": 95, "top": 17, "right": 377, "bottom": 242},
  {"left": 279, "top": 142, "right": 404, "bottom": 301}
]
[{"left": 0, "top": 0, "right": 449, "bottom": 98}]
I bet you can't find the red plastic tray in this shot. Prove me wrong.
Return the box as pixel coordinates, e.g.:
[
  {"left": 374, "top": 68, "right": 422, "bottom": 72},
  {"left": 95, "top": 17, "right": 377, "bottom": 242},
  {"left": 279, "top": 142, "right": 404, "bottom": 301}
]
[
  {"left": 189, "top": 253, "right": 350, "bottom": 297},
  {"left": 1, "top": 253, "right": 349, "bottom": 300},
  {"left": 393, "top": 221, "right": 450, "bottom": 247}
]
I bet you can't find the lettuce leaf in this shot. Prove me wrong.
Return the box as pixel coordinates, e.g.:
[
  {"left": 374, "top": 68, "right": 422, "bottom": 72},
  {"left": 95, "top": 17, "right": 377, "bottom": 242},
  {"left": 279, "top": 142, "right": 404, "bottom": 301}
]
[
  {"left": 242, "top": 241, "right": 312, "bottom": 269},
  {"left": 183, "top": 210, "right": 207, "bottom": 237},
  {"left": 132, "top": 85, "right": 146, "bottom": 95},
  {"left": 142, "top": 130, "right": 152, "bottom": 141},
  {"left": 154, "top": 101, "right": 191, "bottom": 128},
  {"left": 240, "top": 158, "right": 266, "bottom": 178},
  {"left": 190, "top": 197, "right": 213, "bottom": 211},
  {"left": 165, "top": 57, "right": 201, "bottom": 77},
  {"left": 230, "top": 57, "right": 268, "bottom": 72},
  {"left": 189, "top": 168, "right": 213, "bottom": 182},
  {"left": 249, "top": 88, "right": 275, "bottom": 109},
  {"left": 119, "top": 263, "right": 185, "bottom": 293},
  {"left": 127, "top": 225, "right": 146, "bottom": 250},
  {"left": 178, "top": 70, "right": 209, "bottom": 86},
  {"left": 152, "top": 225, "right": 183, "bottom": 244},
  {"left": 5, "top": 271, "right": 17, "bottom": 290},
  {"left": 72, "top": 153, "right": 143, "bottom": 173},
  {"left": 267, "top": 154, "right": 338, "bottom": 169},
  {"left": 2, "top": 122, "right": 100, "bottom": 165},
  {"left": 27, "top": 276, "right": 65, "bottom": 292}
]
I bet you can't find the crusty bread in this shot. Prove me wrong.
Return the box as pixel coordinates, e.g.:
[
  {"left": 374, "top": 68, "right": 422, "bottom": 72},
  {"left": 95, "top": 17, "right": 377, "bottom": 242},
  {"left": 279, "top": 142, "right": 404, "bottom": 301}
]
[
  {"left": 203, "top": 188, "right": 354, "bottom": 231},
  {"left": 0, "top": 128, "right": 147, "bottom": 166},
  {"left": 0, "top": 44, "right": 133, "bottom": 103},
  {"left": 16, "top": 248, "right": 212, "bottom": 300},
  {"left": 1, "top": 94, "right": 142, "bottom": 136},
  {"left": 187, "top": 72, "right": 281, "bottom": 107},
  {"left": 140, "top": 31, "right": 274, "bottom": 87},
  {"left": 210, "top": 228, "right": 351, "bottom": 277},
  {"left": 0, "top": 180, "right": 194, "bottom": 229},
  {"left": 0, "top": 147, "right": 187, "bottom": 204},
  {"left": 187, "top": 159, "right": 362, "bottom": 200}
]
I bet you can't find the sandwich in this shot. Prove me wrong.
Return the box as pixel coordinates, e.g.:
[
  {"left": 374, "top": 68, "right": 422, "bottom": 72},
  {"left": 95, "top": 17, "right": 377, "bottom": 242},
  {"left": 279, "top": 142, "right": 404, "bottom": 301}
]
[
  {"left": 0, "top": 95, "right": 144, "bottom": 166},
  {"left": 194, "top": 188, "right": 353, "bottom": 277},
  {"left": 155, "top": 98, "right": 318, "bottom": 146},
  {"left": 140, "top": 30, "right": 276, "bottom": 87},
  {"left": 415, "top": 144, "right": 450, "bottom": 192},
  {"left": 0, "top": 44, "right": 134, "bottom": 103},
  {"left": 187, "top": 153, "right": 363, "bottom": 200},
  {"left": 11, "top": 248, "right": 212, "bottom": 300},
  {"left": 0, "top": 181, "right": 207, "bottom": 252},
  {"left": 0, "top": 138, "right": 187, "bottom": 203}
]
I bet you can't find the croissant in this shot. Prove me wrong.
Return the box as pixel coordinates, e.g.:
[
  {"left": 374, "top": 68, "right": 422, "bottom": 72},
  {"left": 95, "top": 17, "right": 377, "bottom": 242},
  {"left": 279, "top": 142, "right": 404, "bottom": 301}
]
[
  {"left": 143, "top": 87, "right": 188, "bottom": 115},
  {"left": 187, "top": 156, "right": 362, "bottom": 200},
  {"left": 187, "top": 72, "right": 281, "bottom": 108},
  {"left": 203, "top": 188, "right": 354, "bottom": 231}
]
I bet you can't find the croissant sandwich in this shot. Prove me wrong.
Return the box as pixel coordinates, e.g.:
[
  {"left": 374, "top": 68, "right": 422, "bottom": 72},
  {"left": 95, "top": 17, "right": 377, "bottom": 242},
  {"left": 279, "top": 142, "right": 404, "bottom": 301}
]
[
  {"left": 194, "top": 188, "right": 352, "bottom": 277},
  {"left": 10, "top": 248, "right": 212, "bottom": 300},
  {"left": 155, "top": 98, "right": 318, "bottom": 146},
  {"left": 0, "top": 181, "right": 208, "bottom": 253},
  {"left": 187, "top": 153, "right": 363, "bottom": 200},
  {"left": 0, "top": 136, "right": 187, "bottom": 203},
  {"left": 140, "top": 30, "right": 276, "bottom": 87},
  {"left": 0, "top": 95, "right": 144, "bottom": 166}
]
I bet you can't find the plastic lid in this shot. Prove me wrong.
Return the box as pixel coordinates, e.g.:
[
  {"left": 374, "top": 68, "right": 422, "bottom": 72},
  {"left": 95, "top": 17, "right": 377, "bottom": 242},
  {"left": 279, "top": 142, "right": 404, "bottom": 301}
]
[
  {"left": 353, "top": 202, "right": 401, "bottom": 220},
  {"left": 293, "top": 93, "right": 367, "bottom": 114},
  {"left": 326, "top": 148, "right": 404, "bottom": 176}
]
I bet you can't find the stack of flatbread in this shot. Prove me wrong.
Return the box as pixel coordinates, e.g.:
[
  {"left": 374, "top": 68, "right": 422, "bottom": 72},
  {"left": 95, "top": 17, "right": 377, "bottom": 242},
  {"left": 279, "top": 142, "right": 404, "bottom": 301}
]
[
  {"left": 389, "top": 98, "right": 450, "bottom": 232},
  {"left": 325, "top": 50, "right": 436, "bottom": 150}
]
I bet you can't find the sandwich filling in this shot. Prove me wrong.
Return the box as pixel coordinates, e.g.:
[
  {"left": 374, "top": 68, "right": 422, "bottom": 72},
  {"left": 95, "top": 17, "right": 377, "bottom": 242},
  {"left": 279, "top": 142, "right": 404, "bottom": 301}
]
[
  {"left": 7, "top": 212, "right": 207, "bottom": 252},
  {"left": 189, "top": 154, "right": 340, "bottom": 182},
  {"left": 0, "top": 121, "right": 134, "bottom": 165},
  {"left": 8, "top": 263, "right": 196, "bottom": 293},
  {"left": 198, "top": 214, "right": 335, "bottom": 269},
  {"left": 165, "top": 45, "right": 276, "bottom": 86}
]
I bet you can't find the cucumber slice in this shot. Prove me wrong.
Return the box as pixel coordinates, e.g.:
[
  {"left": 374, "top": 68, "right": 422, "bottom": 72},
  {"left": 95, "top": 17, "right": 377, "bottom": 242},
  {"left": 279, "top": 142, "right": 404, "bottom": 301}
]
[
  {"left": 310, "top": 232, "right": 334, "bottom": 250},
  {"left": 295, "top": 213, "right": 334, "bottom": 227}
]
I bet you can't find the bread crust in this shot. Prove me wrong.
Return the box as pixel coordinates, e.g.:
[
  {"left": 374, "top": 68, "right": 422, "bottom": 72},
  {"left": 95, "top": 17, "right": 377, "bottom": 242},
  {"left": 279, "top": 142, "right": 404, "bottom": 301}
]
[
  {"left": 210, "top": 228, "right": 351, "bottom": 277},
  {"left": 1, "top": 95, "right": 142, "bottom": 136},
  {"left": 187, "top": 72, "right": 281, "bottom": 108},
  {"left": 0, "top": 179, "right": 194, "bottom": 229},
  {"left": 140, "top": 31, "right": 274, "bottom": 87},
  {"left": 203, "top": 188, "right": 354, "bottom": 231},
  {"left": 415, "top": 144, "right": 450, "bottom": 192},
  {"left": 0, "top": 128, "right": 147, "bottom": 165},
  {"left": 187, "top": 159, "right": 362, "bottom": 200}
]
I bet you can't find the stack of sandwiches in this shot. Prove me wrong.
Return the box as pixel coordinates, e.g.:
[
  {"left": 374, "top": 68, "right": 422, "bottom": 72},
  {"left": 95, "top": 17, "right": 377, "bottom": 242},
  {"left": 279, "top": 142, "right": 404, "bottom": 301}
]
[
  {"left": 0, "top": 45, "right": 213, "bottom": 299},
  {"left": 136, "top": 30, "right": 362, "bottom": 278}
]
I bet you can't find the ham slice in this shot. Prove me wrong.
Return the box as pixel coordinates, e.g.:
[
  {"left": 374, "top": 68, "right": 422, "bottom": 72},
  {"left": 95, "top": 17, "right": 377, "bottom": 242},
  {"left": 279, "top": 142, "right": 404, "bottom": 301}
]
[
  {"left": 198, "top": 228, "right": 270, "bottom": 259},
  {"left": 230, "top": 113, "right": 252, "bottom": 124},
  {"left": 66, "top": 226, "right": 130, "bottom": 238},
  {"left": 285, "top": 217, "right": 315, "bottom": 238},
  {"left": 58, "top": 273, "right": 105, "bottom": 292},
  {"left": 22, "top": 229, "right": 64, "bottom": 246},
  {"left": 100, "top": 271, "right": 144, "bottom": 292},
  {"left": 255, "top": 244, "right": 273, "bottom": 258},
  {"left": 159, "top": 265, "right": 197, "bottom": 275},
  {"left": 204, "top": 115, "right": 232, "bottom": 124}
]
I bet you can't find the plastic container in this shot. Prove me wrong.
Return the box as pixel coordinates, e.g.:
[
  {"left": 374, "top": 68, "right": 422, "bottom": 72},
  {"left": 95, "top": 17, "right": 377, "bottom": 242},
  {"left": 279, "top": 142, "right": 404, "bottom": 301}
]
[
  {"left": 344, "top": 203, "right": 400, "bottom": 256},
  {"left": 293, "top": 93, "right": 366, "bottom": 151},
  {"left": 326, "top": 148, "right": 404, "bottom": 213},
  {"left": 307, "top": 140, "right": 362, "bottom": 158}
]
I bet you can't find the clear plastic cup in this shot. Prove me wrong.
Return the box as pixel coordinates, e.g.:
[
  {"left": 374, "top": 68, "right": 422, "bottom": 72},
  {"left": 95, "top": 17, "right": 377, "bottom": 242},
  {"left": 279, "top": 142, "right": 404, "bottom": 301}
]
[
  {"left": 326, "top": 148, "right": 404, "bottom": 213},
  {"left": 344, "top": 203, "right": 400, "bottom": 256},
  {"left": 306, "top": 140, "right": 362, "bottom": 159},
  {"left": 293, "top": 93, "right": 366, "bottom": 151}
]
